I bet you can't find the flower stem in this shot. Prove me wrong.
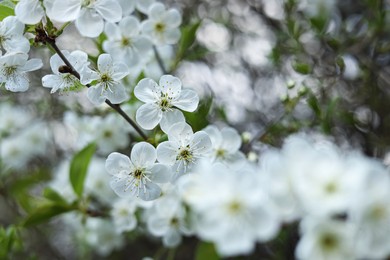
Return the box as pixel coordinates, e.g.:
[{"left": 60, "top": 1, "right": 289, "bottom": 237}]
[{"left": 153, "top": 45, "right": 168, "bottom": 74}]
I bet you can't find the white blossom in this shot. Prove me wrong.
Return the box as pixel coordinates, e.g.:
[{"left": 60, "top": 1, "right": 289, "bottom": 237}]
[
  {"left": 83, "top": 53, "right": 129, "bottom": 105},
  {"left": 141, "top": 2, "right": 182, "bottom": 45},
  {"left": 106, "top": 142, "right": 171, "bottom": 200},
  {"left": 134, "top": 75, "right": 199, "bottom": 131},
  {"left": 0, "top": 52, "right": 42, "bottom": 92}
]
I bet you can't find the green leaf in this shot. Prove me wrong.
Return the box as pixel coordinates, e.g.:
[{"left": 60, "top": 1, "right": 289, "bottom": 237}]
[
  {"left": 0, "top": 5, "right": 14, "bottom": 21},
  {"left": 183, "top": 96, "right": 213, "bottom": 131},
  {"left": 322, "top": 98, "right": 339, "bottom": 134},
  {"left": 195, "top": 242, "right": 220, "bottom": 260},
  {"left": 292, "top": 61, "right": 312, "bottom": 75},
  {"left": 307, "top": 94, "right": 321, "bottom": 117},
  {"left": 178, "top": 21, "right": 201, "bottom": 57},
  {"left": 43, "top": 187, "right": 68, "bottom": 205},
  {"left": 22, "top": 203, "right": 75, "bottom": 227},
  {"left": 69, "top": 143, "right": 96, "bottom": 198}
]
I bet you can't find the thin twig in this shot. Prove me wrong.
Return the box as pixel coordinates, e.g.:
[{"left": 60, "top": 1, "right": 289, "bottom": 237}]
[{"left": 153, "top": 45, "right": 167, "bottom": 74}]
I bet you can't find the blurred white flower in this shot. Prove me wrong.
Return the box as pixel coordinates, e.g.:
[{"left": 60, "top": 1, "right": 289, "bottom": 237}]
[
  {"left": 202, "top": 125, "right": 245, "bottom": 164},
  {"left": 349, "top": 162, "right": 390, "bottom": 259},
  {"left": 180, "top": 161, "right": 279, "bottom": 257},
  {"left": 141, "top": 2, "right": 181, "bottom": 45},
  {"left": 111, "top": 198, "right": 138, "bottom": 233},
  {"left": 296, "top": 217, "right": 355, "bottom": 260},
  {"left": 0, "top": 52, "right": 42, "bottom": 92},
  {"left": 146, "top": 194, "right": 191, "bottom": 247},
  {"left": 103, "top": 16, "right": 153, "bottom": 67},
  {"left": 84, "top": 218, "right": 124, "bottom": 256},
  {"left": 157, "top": 122, "right": 212, "bottom": 181}
]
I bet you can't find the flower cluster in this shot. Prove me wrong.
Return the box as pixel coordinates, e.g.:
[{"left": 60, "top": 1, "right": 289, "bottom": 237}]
[{"left": 2, "top": 0, "right": 390, "bottom": 259}]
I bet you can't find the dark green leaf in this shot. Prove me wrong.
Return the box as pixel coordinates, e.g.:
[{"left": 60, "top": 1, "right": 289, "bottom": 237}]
[
  {"left": 69, "top": 143, "right": 96, "bottom": 198},
  {"left": 178, "top": 21, "right": 201, "bottom": 57},
  {"left": 195, "top": 242, "right": 220, "bottom": 260},
  {"left": 183, "top": 97, "right": 213, "bottom": 131},
  {"left": 22, "top": 203, "right": 75, "bottom": 227},
  {"left": 322, "top": 98, "right": 339, "bottom": 134},
  {"left": 307, "top": 94, "right": 321, "bottom": 117},
  {"left": 0, "top": 5, "right": 14, "bottom": 21},
  {"left": 292, "top": 61, "right": 312, "bottom": 75}
]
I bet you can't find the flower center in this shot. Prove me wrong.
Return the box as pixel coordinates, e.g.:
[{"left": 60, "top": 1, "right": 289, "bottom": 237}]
[
  {"left": 155, "top": 22, "right": 166, "bottom": 33},
  {"left": 170, "top": 217, "right": 179, "bottom": 227},
  {"left": 133, "top": 168, "right": 144, "bottom": 179},
  {"left": 82, "top": 0, "right": 95, "bottom": 7},
  {"left": 216, "top": 148, "right": 226, "bottom": 158},
  {"left": 227, "top": 200, "right": 242, "bottom": 214},
  {"left": 3, "top": 66, "right": 17, "bottom": 77},
  {"left": 99, "top": 73, "right": 116, "bottom": 92},
  {"left": 121, "top": 37, "right": 131, "bottom": 47},
  {"left": 158, "top": 93, "right": 172, "bottom": 111},
  {"left": 103, "top": 130, "right": 112, "bottom": 138},
  {"left": 319, "top": 233, "right": 339, "bottom": 251},
  {"left": 177, "top": 145, "right": 193, "bottom": 163},
  {"left": 324, "top": 182, "right": 337, "bottom": 194}
]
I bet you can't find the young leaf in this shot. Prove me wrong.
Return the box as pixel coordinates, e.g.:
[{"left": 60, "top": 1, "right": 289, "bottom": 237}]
[
  {"left": 178, "top": 21, "right": 201, "bottom": 58},
  {"left": 43, "top": 187, "right": 68, "bottom": 205},
  {"left": 0, "top": 5, "right": 14, "bottom": 21},
  {"left": 69, "top": 143, "right": 96, "bottom": 198},
  {"left": 22, "top": 203, "right": 75, "bottom": 227}
]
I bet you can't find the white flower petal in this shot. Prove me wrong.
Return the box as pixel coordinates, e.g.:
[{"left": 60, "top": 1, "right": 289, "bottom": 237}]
[
  {"left": 148, "top": 2, "right": 165, "bottom": 18},
  {"left": 191, "top": 131, "right": 212, "bottom": 155},
  {"left": 159, "top": 75, "right": 181, "bottom": 99},
  {"left": 42, "top": 74, "right": 63, "bottom": 93},
  {"left": 94, "top": 0, "right": 122, "bottom": 23},
  {"left": 104, "top": 22, "right": 121, "bottom": 39},
  {"left": 15, "top": 0, "right": 44, "bottom": 24},
  {"left": 160, "top": 110, "right": 185, "bottom": 134},
  {"left": 136, "top": 103, "right": 162, "bottom": 130},
  {"left": 87, "top": 85, "right": 106, "bottom": 105},
  {"left": 220, "top": 127, "right": 242, "bottom": 152},
  {"left": 173, "top": 89, "right": 199, "bottom": 112},
  {"left": 165, "top": 9, "right": 182, "bottom": 27},
  {"left": 203, "top": 125, "right": 223, "bottom": 148},
  {"left": 50, "top": 0, "right": 81, "bottom": 22},
  {"left": 134, "top": 78, "right": 159, "bottom": 103},
  {"left": 156, "top": 141, "right": 179, "bottom": 165},
  {"left": 21, "top": 58, "right": 43, "bottom": 72},
  {"left": 149, "top": 163, "right": 171, "bottom": 183},
  {"left": 5, "top": 76, "right": 29, "bottom": 92},
  {"left": 112, "top": 62, "right": 129, "bottom": 80},
  {"left": 167, "top": 122, "right": 193, "bottom": 144},
  {"left": 120, "top": 16, "right": 140, "bottom": 37},
  {"left": 97, "top": 53, "right": 113, "bottom": 73},
  {"left": 164, "top": 28, "right": 181, "bottom": 44},
  {"left": 106, "top": 152, "right": 132, "bottom": 176},
  {"left": 105, "top": 84, "right": 128, "bottom": 104},
  {"left": 75, "top": 9, "right": 104, "bottom": 37},
  {"left": 133, "top": 36, "right": 153, "bottom": 53},
  {"left": 148, "top": 216, "right": 169, "bottom": 235},
  {"left": 138, "top": 181, "right": 161, "bottom": 201},
  {"left": 130, "top": 142, "right": 156, "bottom": 168}
]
